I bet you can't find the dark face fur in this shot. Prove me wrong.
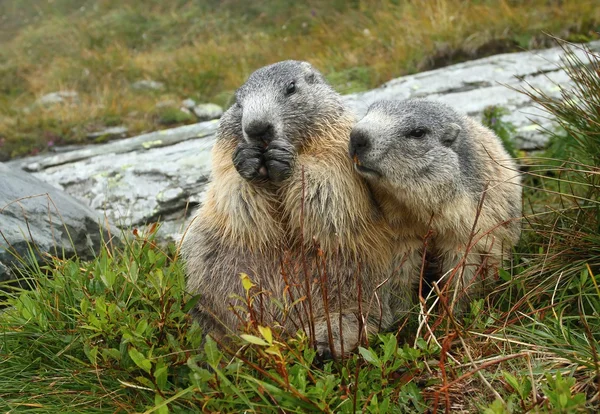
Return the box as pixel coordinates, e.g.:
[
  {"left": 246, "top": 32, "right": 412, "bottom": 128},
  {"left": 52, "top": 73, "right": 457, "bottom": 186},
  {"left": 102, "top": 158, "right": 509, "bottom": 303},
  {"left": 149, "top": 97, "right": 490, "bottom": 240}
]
[
  {"left": 228, "top": 60, "right": 345, "bottom": 148},
  {"left": 348, "top": 100, "right": 476, "bottom": 198}
]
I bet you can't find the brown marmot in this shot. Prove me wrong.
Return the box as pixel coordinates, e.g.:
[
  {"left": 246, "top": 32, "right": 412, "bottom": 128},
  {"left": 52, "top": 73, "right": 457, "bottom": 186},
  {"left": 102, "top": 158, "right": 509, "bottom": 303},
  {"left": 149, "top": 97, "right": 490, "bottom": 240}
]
[
  {"left": 349, "top": 99, "right": 522, "bottom": 310},
  {"left": 182, "top": 61, "right": 415, "bottom": 356}
]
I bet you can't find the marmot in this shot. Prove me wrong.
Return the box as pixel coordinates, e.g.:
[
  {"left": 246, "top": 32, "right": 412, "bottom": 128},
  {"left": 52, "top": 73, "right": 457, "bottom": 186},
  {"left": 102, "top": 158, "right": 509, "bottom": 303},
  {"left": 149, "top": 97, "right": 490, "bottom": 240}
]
[
  {"left": 349, "top": 99, "right": 522, "bottom": 309},
  {"left": 183, "top": 61, "right": 414, "bottom": 356}
]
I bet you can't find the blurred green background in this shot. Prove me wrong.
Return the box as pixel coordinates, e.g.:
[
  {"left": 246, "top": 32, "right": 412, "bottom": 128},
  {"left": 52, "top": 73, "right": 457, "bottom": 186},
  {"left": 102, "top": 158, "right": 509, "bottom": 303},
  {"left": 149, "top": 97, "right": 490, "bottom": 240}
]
[{"left": 0, "top": 0, "right": 598, "bottom": 160}]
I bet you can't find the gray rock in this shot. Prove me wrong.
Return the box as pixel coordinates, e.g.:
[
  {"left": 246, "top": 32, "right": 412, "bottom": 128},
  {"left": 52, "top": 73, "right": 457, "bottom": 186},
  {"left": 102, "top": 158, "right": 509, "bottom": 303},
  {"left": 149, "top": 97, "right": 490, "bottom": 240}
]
[
  {"left": 193, "top": 103, "right": 223, "bottom": 121},
  {"left": 181, "top": 98, "right": 196, "bottom": 109},
  {"left": 10, "top": 121, "right": 218, "bottom": 172},
  {"left": 48, "top": 144, "right": 88, "bottom": 153},
  {"left": 132, "top": 80, "right": 165, "bottom": 91},
  {"left": 37, "top": 90, "right": 79, "bottom": 106},
  {"left": 0, "top": 163, "right": 112, "bottom": 282},
  {"left": 343, "top": 41, "right": 600, "bottom": 150},
  {"left": 0, "top": 260, "right": 11, "bottom": 283},
  {"left": 179, "top": 107, "right": 193, "bottom": 116},
  {"left": 86, "top": 126, "right": 129, "bottom": 141},
  {"left": 7, "top": 122, "right": 218, "bottom": 242},
  {"left": 6, "top": 40, "right": 599, "bottom": 242}
]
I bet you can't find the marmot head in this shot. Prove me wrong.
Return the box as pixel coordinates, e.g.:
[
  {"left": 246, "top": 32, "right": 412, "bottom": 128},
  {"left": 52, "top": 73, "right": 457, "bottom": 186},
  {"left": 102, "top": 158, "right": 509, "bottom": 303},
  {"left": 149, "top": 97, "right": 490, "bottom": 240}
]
[
  {"left": 223, "top": 60, "right": 345, "bottom": 148},
  {"left": 349, "top": 100, "right": 480, "bottom": 202}
]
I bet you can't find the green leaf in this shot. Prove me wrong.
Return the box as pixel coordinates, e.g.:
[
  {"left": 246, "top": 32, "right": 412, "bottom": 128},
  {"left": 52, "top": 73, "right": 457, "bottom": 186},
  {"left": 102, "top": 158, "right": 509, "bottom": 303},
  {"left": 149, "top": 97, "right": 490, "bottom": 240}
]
[
  {"left": 107, "top": 303, "right": 119, "bottom": 319},
  {"left": 502, "top": 371, "right": 519, "bottom": 393},
  {"left": 240, "top": 273, "right": 256, "bottom": 292},
  {"left": 522, "top": 378, "right": 532, "bottom": 400},
  {"left": 183, "top": 294, "right": 202, "bottom": 313},
  {"left": 100, "top": 269, "right": 116, "bottom": 290},
  {"left": 154, "top": 363, "right": 168, "bottom": 391},
  {"left": 136, "top": 376, "right": 155, "bottom": 389},
  {"left": 155, "top": 268, "right": 164, "bottom": 287},
  {"left": 129, "top": 260, "right": 139, "bottom": 284},
  {"left": 148, "top": 249, "right": 156, "bottom": 264},
  {"left": 154, "top": 394, "right": 169, "bottom": 414},
  {"left": 358, "top": 346, "right": 381, "bottom": 367},
  {"left": 17, "top": 294, "right": 35, "bottom": 320},
  {"left": 571, "top": 393, "right": 586, "bottom": 406},
  {"left": 187, "top": 357, "right": 213, "bottom": 388},
  {"left": 128, "top": 347, "right": 152, "bottom": 374},
  {"left": 204, "top": 336, "right": 222, "bottom": 366},
  {"left": 381, "top": 334, "right": 396, "bottom": 363},
  {"left": 580, "top": 268, "right": 589, "bottom": 286},
  {"left": 101, "top": 348, "right": 121, "bottom": 362},
  {"left": 240, "top": 334, "right": 270, "bottom": 346},
  {"left": 83, "top": 343, "right": 98, "bottom": 365},
  {"left": 80, "top": 297, "right": 89, "bottom": 314},
  {"left": 483, "top": 398, "right": 508, "bottom": 414},
  {"left": 498, "top": 268, "right": 511, "bottom": 282},
  {"left": 559, "top": 393, "right": 568, "bottom": 408},
  {"left": 379, "top": 396, "right": 390, "bottom": 413},
  {"left": 135, "top": 319, "right": 148, "bottom": 336},
  {"left": 80, "top": 324, "right": 102, "bottom": 331},
  {"left": 414, "top": 337, "right": 429, "bottom": 351},
  {"left": 258, "top": 326, "right": 273, "bottom": 344},
  {"left": 369, "top": 393, "right": 378, "bottom": 410},
  {"left": 95, "top": 296, "right": 107, "bottom": 318}
]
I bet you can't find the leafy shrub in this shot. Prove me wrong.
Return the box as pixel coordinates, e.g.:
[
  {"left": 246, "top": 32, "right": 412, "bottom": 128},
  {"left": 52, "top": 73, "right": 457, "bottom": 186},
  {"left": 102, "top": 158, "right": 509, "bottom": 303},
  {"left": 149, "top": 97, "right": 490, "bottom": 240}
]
[
  {"left": 0, "top": 227, "right": 204, "bottom": 412},
  {"left": 482, "top": 105, "right": 518, "bottom": 158},
  {"left": 0, "top": 227, "right": 437, "bottom": 412},
  {"left": 156, "top": 106, "right": 195, "bottom": 126}
]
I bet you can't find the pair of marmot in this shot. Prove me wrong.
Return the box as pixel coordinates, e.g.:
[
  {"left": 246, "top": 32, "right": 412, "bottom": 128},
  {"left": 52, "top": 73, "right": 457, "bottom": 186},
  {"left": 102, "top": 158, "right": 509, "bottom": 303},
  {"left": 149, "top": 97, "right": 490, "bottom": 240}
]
[{"left": 182, "top": 60, "right": 521, "bottom": 356}]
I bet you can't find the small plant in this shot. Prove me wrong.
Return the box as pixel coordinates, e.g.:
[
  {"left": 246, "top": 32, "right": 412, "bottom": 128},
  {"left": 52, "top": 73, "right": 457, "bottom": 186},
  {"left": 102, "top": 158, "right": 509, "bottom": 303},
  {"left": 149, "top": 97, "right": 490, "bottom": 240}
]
[
  {"left": 502, "top": 371, "right": 532, "bottom": 410},
  {"left": 326, "top": 66, "right": 375, "bottom": 94},
  {"left": 0, "top": 227, "right": 439, "bottom": 412},
  {"left": 542, "top": 372, "right": 587, "bottom": 413},
  {"left": 155, "top": 106, "right": 195, "bottom": 126},
  {"left": 482, "top": 105, "right": 518, "bottom": 158},
  {"left": 0, "top": 226, "right": 205, "bottom": 412}
]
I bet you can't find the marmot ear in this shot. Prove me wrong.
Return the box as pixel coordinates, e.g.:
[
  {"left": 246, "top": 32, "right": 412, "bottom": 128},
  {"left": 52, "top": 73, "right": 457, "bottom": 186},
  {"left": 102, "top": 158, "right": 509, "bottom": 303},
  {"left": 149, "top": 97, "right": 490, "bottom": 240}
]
[
  {"left": 230, "top": 93, "right": 240, "bottom": 108},
  {"left": 301, "top": 61, "right": 322, "bottom": 84},
  {"left": 442, "top": 123, "right": 461, "bottom": 146},
  {"left": 300, "top": 61, "right": 314, "bottom": 71}
]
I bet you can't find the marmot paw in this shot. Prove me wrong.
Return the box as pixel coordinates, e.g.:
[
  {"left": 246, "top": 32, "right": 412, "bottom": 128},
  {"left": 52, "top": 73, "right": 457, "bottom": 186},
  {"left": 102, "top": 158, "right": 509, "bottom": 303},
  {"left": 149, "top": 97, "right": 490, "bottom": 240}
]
[
  {"left": 232, "top": 141, "right": 268, "bottom": 183},
  {"left": 264, "top": 139, "right": 296, "bottom": 183}
]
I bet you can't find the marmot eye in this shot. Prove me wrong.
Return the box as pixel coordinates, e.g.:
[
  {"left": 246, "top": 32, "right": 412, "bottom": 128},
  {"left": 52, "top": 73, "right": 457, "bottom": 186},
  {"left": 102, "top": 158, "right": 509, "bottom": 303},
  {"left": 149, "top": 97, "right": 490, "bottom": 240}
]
[
  {"left": 285, "top": 81, "right": 296, "bottom": 96},
  {"left": 409, "top": 128, "right": 426, "bottom": 138}
]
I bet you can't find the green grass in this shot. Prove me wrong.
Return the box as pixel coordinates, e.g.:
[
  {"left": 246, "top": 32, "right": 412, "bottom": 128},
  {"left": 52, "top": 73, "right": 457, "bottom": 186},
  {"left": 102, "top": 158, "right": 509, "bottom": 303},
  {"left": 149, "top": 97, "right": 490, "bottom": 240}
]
[
  {"left": 0, "top": 228, "right": 435, "bottom": 413},
  {"left": 0, "top": 0, "right": 599, "bottom": 160},
  {"left": 1, "top": 12, "right": 600, "bottom": 414},
  {"left": 1, "top": 210, "right": 598, "bottom": 412},
  {"left": 2, "top": 42, "right": 600, "bottom": 408}
]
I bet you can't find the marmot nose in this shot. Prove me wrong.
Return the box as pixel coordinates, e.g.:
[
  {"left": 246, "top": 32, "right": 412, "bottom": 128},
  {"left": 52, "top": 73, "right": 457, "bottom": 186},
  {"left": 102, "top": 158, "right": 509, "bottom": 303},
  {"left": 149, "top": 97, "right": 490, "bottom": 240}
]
[
  {"left": 245, "top": 120, "right": 274, "bottom": 142},
  {"left": 349, "top": 129, "right": 371, "bottom": 156}
]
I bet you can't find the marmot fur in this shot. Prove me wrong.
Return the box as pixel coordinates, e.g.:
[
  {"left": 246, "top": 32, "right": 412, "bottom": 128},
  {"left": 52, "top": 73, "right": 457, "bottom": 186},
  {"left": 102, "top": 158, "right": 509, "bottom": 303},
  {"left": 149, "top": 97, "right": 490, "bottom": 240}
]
[
  {"left": 183, "top": 61, "right": 413, "bottom": 356},
  {"left": 349, "top": 99, "right": 522, "bottom": 309}
]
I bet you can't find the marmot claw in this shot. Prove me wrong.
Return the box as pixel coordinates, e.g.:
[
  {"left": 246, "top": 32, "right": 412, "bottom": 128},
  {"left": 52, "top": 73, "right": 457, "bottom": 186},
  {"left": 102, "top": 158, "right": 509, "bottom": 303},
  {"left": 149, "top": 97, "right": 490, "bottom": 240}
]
[
  {"left": 232, "top": 141, "right": 268, "bottom": 183},
  {"left": 264, "top": 139, "right": 296, "bottom": 183}
]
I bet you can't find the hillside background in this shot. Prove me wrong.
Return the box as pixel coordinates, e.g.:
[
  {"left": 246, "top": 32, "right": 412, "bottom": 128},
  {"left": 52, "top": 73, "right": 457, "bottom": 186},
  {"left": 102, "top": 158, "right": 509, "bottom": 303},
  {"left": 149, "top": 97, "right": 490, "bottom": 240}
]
[{"left": 0, "top": 0, "right": 599, "bottom": 161}]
